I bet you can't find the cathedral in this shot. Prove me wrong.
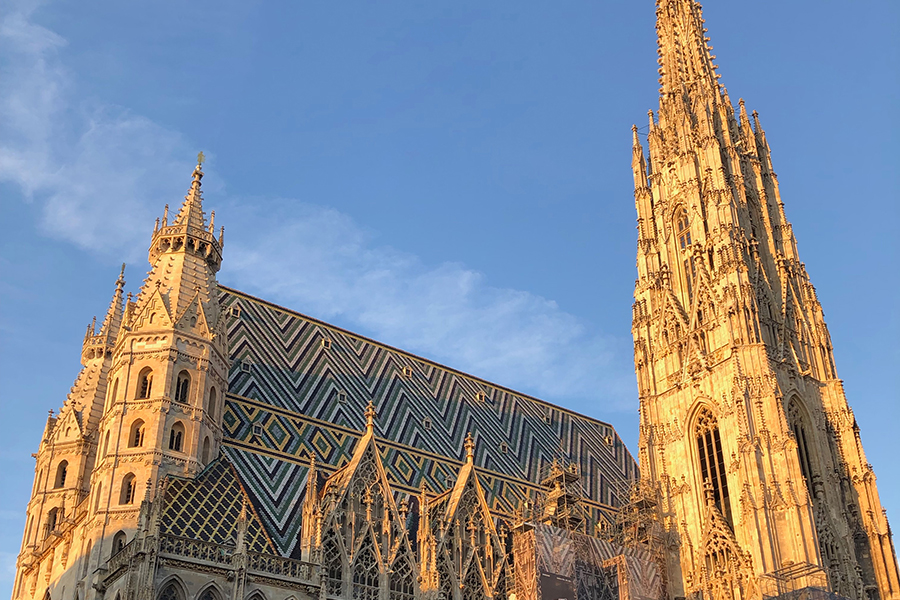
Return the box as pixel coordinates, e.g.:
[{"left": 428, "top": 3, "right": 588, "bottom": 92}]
[{"left": 11, "top": 1, "right": 899, "bottom": 600}]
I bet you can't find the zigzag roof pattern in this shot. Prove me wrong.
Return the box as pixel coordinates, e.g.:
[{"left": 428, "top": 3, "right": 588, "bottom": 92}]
[{"left": 218, "top": 286, "right": 637, "bottom": 556}]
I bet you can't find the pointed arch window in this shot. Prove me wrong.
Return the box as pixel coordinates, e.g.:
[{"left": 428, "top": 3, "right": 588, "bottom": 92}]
[
  {"left": 112, "top": 531, "right": 127, "bottom": 555},
  {"left": 119, "top": 473, "right": 136, "bottom": 505},
  {"left": 137, "top": 368, "right": 153, "bottom": 399},
  {"left": 197, "top": 586, "right": 222, "bottom": 600},
  {"left": 389, "top": 557, "right": 416, "bottom": 600},
  {"left": 94, "top": 483, "right": 103, "bottom": 512},
  {"left": 168, "top": 422, "right": 185, "bottom": 452},
  {"left": 787, "top": 399, "right": 818, "bottom": 495},
  {"left": 352, "top": 533, "right": 381, "bottom": 600},
  {"left": 208, "top": 387, "right": 218, "bottom": 420},
  {"left": 695, "top": 407, "right": 732, "bottom": 528},
  {"left": 175, "top": 371, "right": 191, "bottom": 404},
  {"left": 157, "top": 581, "right": 184, "bottom": 600},
  {"left": 54, "top": 460, "right": 68, "bottom": 488},
  {"left": 675, "top": 208, "right": 695, "bottom": 300},
  {"left": 321, "top": 528, "right": 344, "bottom": 597},
  {"left": 129, "top": 420, "right": 145, "bottom": 448},
  {"left": 107, "top": 378, "right": 119, "bottom": 412},
  {"left": 201, "top": 436, "right": 211, "bottom": 464},
  {"left": 462, "top": 560, "right": 486, "bottom": 600},
  {"left": 81, "top": 539, "right": 93, "bottom": 578},
  {"left": 45, "top": 507, "right": 60, "bottom": 537}
]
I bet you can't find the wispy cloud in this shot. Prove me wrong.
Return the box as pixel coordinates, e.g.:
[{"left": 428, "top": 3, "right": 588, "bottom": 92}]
[
  {"left": 0, "top": 6, "right": 634, "bottom": 407},
  {"left": 0, "top": 4, "right": 191, "bottom": 260},
  {"left": 223, "top": 201, "right": 634, "bottom": 403}
]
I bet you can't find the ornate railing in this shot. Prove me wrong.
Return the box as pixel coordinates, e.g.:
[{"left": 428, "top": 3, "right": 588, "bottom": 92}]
[
  {"left": 247, "top": 552, "right": 316, "bottom": 582},
  {"left": 106, "top": 539, "right": 137, "bottom": 580},
  {"left": 158, "top": 534, "right": 232, "bottom": 565}
]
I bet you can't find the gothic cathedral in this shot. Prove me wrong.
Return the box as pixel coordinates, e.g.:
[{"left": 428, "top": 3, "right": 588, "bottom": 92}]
[
  {"left": 12, "top": 2, "right": 899, "bottom": 600},
  {"left": 631, "top": 1, "right": 899, "bottom": 599}
]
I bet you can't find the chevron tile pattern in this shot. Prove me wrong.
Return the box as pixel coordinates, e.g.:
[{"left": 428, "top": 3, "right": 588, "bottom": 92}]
[{"left": 219, "top": 287, "right": 637, "bottom": 556}]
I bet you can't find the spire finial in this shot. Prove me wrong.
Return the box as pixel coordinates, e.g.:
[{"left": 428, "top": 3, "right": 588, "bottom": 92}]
[
  {"left": 464, "top": 432, "right": 475, "bottom": 464},
  {"left": 364, "top": 401, "right": 376, "bottom": 434},
  {"left": 632, "top": 124, "right": 640, "bottom": 149}
]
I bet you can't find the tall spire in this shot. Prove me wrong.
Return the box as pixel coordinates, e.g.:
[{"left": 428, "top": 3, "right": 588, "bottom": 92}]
[{"left": 655, "top": 0, "right": 721, "bottom": 103}]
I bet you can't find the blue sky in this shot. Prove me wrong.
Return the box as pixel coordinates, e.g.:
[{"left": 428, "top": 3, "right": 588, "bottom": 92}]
[{"left": 1, "top": 0, "right": 897, "bottom": 592}]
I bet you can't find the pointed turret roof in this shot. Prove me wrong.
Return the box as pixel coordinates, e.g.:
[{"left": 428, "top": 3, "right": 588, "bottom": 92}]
[
  {"left": 172, "top": 164, "right": 209, "bottom": 232},
  {"left": 130, "top": 157, "right": 224, "bottom": 331}
]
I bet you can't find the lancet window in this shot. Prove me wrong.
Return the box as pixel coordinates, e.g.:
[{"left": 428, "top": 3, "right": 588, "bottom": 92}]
[
  {"left": 54, "top": 461, "right": 68, "bottom": 488},
  {"left": 389, "top": 558, "right": 416, "bottom": 600},
  {"left": 169, "top": 422, "right": 185, "bottom": 452},
  {"left": 175, "top": 371, "right": 191, "bottom": 404},
  {"left": 120, "top": 473, "right": 136, "bottom": 505},
  {"left": 695, "top": 407, "right": 732, "bottom": 528},
  {"left": 137, "top": 368, "right": 153, "bottom": 399},
  {"left": 129, "top": 420, "right": 145, "bottom": 448},
  {"left": 787, "top": 399, "right": 817, "bottom": 495},
  {"left": 675, "top": 208, "right": 695, "bottom": 301},
  {"left": 351, "top": 534, "right": 380, "bottom": 600},
  {"left": 321, "top": 528, "right": 344, "bottom": 597},
  {"left": 157, "top": 582, "right": 184, "bottom": 600}
]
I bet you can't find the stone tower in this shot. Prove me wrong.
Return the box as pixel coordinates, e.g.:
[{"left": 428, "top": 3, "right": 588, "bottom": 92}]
[
  {"left": 13, "top": 160, "right": 228, "bottom": 600},
  {"left": 630, "top": 2, "right": 900, "bottom": 600}
]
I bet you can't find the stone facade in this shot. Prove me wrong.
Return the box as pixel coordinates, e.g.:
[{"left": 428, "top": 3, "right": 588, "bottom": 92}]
[
  {"left": 11, "top": 2, "right": 899, "bottom": 600},
  {"left": 631, "top": 1, "right": 900, "bottom": 599}
]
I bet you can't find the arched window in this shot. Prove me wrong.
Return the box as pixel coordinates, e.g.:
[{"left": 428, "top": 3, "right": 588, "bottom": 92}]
[
  {"left": 112, "top": 531, "right": 127, "bottom": 555},
  {"left": 157, "top": 581, "right": 184, "bottom": 600},
  {"left": 208, "top": 387, "right": 218, "bottom": 420},
  {"left": 94, "top": 483, "right": 103, "bottom": 512},
  {"left": 197, "top": 586, "right": 222, "bottom": 600},
  {"left": 81, "top": 540, "right": 92, "bottom": 578},
  {"left": 322, "top": 528, "right": 344, "bottom": 596},
  {"left": 45, "top": 507, "right": 60, "bottom": 537},
  {"left": 106, "top": 378, "right": 119, "bottom": 412},
  {"left": 352, "top": 533, "right": 380, "bottom": 600},
  {"left": 389, "top": 557, "right": 416, "bottom": 600},
  {"left": 54, "top": 461, "right": 68, "bottom": 488},
  {"left": 102, "top": 431, "right": 110, "bottom": 457},
  {"left": 119, "top": 473, "right": 136, "bottom": 505},
  {"left": 201, "top": 436, "right": 211, "bottom": 464},
  {"left": 174, "top": 371, "right": 191, "bottom": 404},
  {"left": 675, "top": 208, "right": 695, "bottom": 300},
  {"left": 695, "top": 407, "right": 732, "bottom": 528},
  {"left": 168, "top": 422, "right": 185, "bottom": 452},
  {"left": 462, "top": 561, "right": 486, "bottom": 600},
  {"left": 787, "top": 399, "right": 817, "bottom": 495},
  {"left": 137, "top": 368, "right": 153, "bottom": 399},
  {"left": 129, "top": 420, "right": 145, "bottom": 448}
]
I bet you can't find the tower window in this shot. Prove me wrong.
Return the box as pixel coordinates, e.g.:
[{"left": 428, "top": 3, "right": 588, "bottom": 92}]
[
  {"left": 137, "top": 368, "right": 153, "bottom": 399},
  {"left": 106, "top": 378, "right": 119, "bottom": 412},
  {"left": 202, "top": 436, "right": 211, "bottom": 464},
  {"left": 54, "top": 460, "right": 68, "bottom": 488},
  {"left": 119, "top": 473, "right": 136, "bottom": 505},
  {"left": 695, "top": 407, "right": 732, "bottom": 528},
  {"left": 169, "top": 422, "right": 185, "bottom": 452},
  {"left": 175, "top": 371, "right": 191, "bottom": 403},
  {"left": 112, "top": 531, "right": 127, "bottom": 555},
  {"left": 208, "top": 387, "right": 218, "bottom": 419},
  {"left": 45, "top": 507, "right": 60, "bottom": 536},
  {"left": 129, "top": 419, "right": 145, "bottom": 448}
]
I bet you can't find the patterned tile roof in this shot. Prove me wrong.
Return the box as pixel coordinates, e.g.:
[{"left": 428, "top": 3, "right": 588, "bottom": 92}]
[{"left": 219, "top": 286, "right": 637, "bottom": 556}]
